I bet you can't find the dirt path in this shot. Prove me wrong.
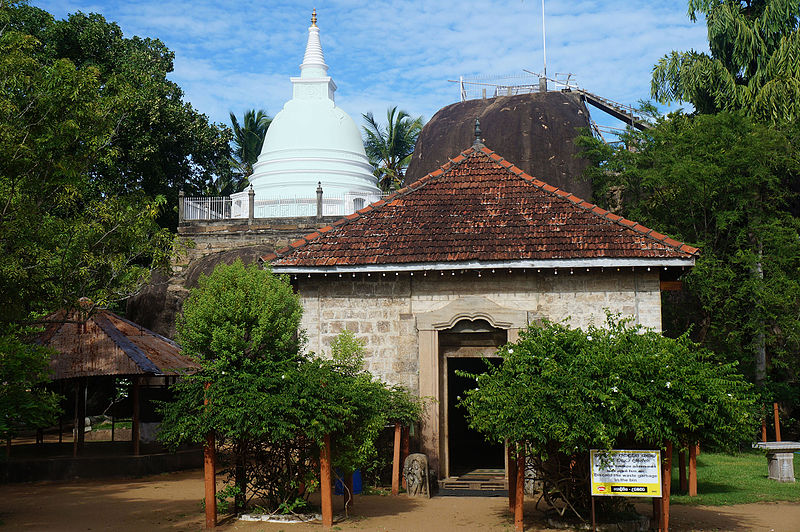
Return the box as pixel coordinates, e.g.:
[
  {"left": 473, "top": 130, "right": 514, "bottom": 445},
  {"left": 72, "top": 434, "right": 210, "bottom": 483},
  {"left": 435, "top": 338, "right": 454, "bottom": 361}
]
[{"left": 1, "top": 469, "right": 798, "bottom": 531}]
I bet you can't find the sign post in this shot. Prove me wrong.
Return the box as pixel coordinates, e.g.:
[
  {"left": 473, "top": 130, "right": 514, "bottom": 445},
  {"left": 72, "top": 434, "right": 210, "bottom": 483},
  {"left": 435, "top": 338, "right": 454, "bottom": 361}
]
[{"left": 590, "top": 450, "right": 663, "bottom": 531}]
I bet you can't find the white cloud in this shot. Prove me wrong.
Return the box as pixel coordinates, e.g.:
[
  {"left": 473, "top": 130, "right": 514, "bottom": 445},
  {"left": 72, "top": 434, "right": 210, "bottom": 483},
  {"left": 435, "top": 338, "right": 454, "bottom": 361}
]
[{"left": 33, "top": 0, "right": 708, "bottom": 131}]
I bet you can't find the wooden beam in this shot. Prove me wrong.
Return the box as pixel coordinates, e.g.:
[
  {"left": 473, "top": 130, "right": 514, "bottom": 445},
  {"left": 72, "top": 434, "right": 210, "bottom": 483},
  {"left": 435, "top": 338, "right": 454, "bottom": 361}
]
[
  {"left": 762, "top": 417, "right": 767, "bottom": 442},
  {"left": 391, "top": 422, "right": 402, "bottom": 496},
  {"left": 660, "top": 441, "right": 672, "bottom": 531},
  {"left": 678, "top": 449, "right": 687, "bottom": 493},
  {"left": 507, "top": 444, "right": 517, "bottom": 513},
  {"left": 774, "top": 402, "right": 781, "bottom": 441},
  {"left": 132, "top": 377, "right": 140, "bottom": 456},
  {"left": 688, "top": 443, "right": 697, "bottom": 497},
  {"left": 659, "top": 281, "right": 683, "bottom": 292},
  {"left": 514, "top": 448, "right": 525, "bottom": 532},
  {"left": 204, "top": 381, "right": 216, "bottom": 529},
  {"left": 321, "top": 433, "right": 333, "bottom": 528},
  {"left": 401, "top": 426, "right": 410, "bottom": 490}
]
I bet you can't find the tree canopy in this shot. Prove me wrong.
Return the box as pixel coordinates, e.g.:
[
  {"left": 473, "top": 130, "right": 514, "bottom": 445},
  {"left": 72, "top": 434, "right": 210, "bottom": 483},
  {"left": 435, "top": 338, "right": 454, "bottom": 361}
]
[
  {"left": 5, "top": 2, "right": 232, "bottom": 228},
  {"left": 652, "top": 0, "right": 800, "bottom": 122},
  {"left": 460, "top": 315, "right": 756, "bottom": 517},
  {"left": 362, "top": 106, "right": 424, "bottom": 192},
  {"left": 159, "top": 261, "right": 420, "bottom": 512}
]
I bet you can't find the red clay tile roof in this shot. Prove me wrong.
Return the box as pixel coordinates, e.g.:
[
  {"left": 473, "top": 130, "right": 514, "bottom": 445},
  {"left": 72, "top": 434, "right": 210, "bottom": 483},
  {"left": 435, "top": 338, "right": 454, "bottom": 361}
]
[{"left": 265, "top": 144, "right": 698, "bottom": 269}]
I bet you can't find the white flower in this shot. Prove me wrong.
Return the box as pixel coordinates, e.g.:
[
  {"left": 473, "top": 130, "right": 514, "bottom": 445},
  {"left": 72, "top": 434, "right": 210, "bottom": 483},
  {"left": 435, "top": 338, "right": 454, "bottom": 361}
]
[
  {"left": 456, "top": 395, "right": 461, "bottom": 400},
  {"left": 666, "top": 382, "right": 671, "bottom": 389},
  {"left": 508, "top": 348, "right": 514, "bottom": 354},
  {"left": 611, "top": 386, "right": 619, "bottom": 393},
  {"left": 281, "top": 374, "right": 286, "bottom": 379},
  {"left": 727, "top": 393, "right": 732, "bottom": 397},
  {"left": 587, "top": 335, "right": 593, "bottom": 341}
]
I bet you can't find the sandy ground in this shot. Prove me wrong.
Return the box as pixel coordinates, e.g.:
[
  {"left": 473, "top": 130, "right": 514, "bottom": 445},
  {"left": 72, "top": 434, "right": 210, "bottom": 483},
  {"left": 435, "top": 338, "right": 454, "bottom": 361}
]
[{"left": 1, "top": 469, "right": 799, "bottom": 531}]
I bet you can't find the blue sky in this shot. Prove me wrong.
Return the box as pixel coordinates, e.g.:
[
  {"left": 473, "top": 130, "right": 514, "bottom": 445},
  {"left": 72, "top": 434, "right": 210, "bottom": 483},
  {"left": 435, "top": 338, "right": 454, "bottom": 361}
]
[{"left": 33, "top": 1, "right": 708, "bottom": 133}]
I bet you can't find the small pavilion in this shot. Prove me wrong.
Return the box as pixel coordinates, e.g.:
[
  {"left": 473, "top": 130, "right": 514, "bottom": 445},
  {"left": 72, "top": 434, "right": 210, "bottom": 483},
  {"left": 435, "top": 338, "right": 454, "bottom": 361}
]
[{"left": 38, "top": 308, "right": 200, "bottom": 457}]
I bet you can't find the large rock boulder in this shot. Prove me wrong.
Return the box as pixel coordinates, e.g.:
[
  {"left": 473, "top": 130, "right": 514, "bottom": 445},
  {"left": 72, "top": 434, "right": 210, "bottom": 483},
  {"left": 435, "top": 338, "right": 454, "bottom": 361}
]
[{"left": 405, "top": 91, "right": 592, "bottom": 199}]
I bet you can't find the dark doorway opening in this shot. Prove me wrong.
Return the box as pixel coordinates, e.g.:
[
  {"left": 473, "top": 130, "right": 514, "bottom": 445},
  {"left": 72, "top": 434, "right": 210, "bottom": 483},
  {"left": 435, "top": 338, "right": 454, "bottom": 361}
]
[{"left": 447, "top": 356, "right": 504, "bottom": 476}]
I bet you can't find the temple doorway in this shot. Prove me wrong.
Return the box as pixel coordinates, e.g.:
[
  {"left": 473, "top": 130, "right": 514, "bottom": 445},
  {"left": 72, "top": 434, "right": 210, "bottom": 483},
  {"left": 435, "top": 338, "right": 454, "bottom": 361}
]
[{"left": 439, "top": 319, "right": 506, "bottom": 478}]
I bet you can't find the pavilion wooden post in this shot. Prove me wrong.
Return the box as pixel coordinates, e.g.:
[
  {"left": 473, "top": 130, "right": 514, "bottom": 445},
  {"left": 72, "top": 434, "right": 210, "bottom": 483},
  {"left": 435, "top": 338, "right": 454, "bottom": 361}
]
[
  {"left": 514, "top": 445, "right": 525, "bottom": 532},
  {"left": 678, "top": 447, "right": 687, "bottom": 493},
  {"left": 688, "top": 443, "right": 697, "bottom": 497},
  {"left": 507, "top": 444, "right": 517, "bottom": 513},
  {"left": 73, "top": 378, "right": 87, "bottom": 457},
  {"left": 320, "top": 433, "right": 333, "bottom": 529},
  {"left": 400, "top": 426, "right": 410, "bottom": 490},
  {"left": 660, "top": 441, "right": 672, "bottom": 532},
  {"left": 762, "top": 418, "right": 768, "bottom": 442},
  {"left": 131, "top": 377, "right": 141, "bottom": 456},
  {"left": 203, "top": 382, "right": 216, "bottom": 529},
  {"left": 773, "top": 402, "right": 781, "bottom": 441},
  {"left": 391, "top": 422, "right": 402, "bottom": 496}
]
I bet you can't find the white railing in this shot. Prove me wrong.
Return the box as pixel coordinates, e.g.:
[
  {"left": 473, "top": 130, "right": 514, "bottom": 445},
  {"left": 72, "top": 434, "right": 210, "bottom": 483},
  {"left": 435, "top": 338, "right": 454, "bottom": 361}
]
[
  {"left": 182, "top": 196, "right": 232, "bottom": 220},
  {"left": 180, "top": 189, "right": 385, "bottom": 222}
]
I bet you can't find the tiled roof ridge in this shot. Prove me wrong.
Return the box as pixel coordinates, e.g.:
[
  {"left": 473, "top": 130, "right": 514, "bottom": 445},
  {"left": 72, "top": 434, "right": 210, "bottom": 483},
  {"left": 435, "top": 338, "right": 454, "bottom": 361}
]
[
  {"left": 262, "top": 143, "right": 698, "bottom": 263},
  {"left": 475, "top": 145, "right": 700, "bottom": 257},
  {"left": 262, "top": 146, "right": 479, "bottom": 262}
]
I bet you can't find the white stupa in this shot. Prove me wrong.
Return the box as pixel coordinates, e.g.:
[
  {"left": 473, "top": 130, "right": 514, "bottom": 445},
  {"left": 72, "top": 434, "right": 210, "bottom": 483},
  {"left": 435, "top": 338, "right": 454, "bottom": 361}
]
[{"left": 235, "top": 10, "right": 381, "bottom": 218}]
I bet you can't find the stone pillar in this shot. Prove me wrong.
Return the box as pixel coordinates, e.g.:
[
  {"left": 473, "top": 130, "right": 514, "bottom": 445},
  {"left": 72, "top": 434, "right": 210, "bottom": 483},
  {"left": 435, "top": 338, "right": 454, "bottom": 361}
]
[
  {"left": 248, "top": 185, "right": 255, "bottom": 225},
  {"left": 178, "top": 189, "right": 185, "bottom": 223},
  {"left": 316, "top": 182, "right": 323, "bottom": 219}
]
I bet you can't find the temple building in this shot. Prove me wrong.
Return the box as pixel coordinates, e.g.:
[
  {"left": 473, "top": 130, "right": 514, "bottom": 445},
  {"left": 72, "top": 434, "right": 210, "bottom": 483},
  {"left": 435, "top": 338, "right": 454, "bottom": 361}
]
[
  {"left": 263, "top": 130, "right": 697, "bottom": 480},
  {"left": 228, "top": 11, "right": 381, "bottom": 218}
]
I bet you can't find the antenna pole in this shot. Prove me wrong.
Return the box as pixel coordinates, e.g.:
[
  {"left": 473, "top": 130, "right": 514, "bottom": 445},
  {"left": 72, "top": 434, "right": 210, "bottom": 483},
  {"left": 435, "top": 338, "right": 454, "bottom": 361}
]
[{"left": 541, "top": 0, "right": 547, "bottom": 78}]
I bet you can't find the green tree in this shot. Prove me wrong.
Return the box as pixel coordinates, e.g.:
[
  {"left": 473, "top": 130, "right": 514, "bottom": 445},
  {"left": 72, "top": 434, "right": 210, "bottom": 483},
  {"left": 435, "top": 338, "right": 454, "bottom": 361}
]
[
  {"left": 159, "top": 261, "right": 419, "bottom": 513},
  {"left": 652, "top": 0, "right": 800, "bottom": 122},
  {"left": 460, "top": 315, "right": 756, "bottom": 518},
  {"left": 578, "top": 111, "right": 800, "bottom": 427},
  {"left": 227, "top": 109, "right": 271, "bottom": 189},
  {"left": 362, "top": 106, "right": 424, "bottom": 192},
  {"left": 7, "top": 3, "right": 233, "bottom": 228},
  {"left": 1, "top": 2, "right": 176, "bottom": 440}
]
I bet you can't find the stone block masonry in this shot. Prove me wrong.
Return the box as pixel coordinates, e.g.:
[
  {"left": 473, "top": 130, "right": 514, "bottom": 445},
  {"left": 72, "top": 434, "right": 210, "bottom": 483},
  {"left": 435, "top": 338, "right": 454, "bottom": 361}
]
[{"left": 295, "top": 269, "right": 662, "bottom": 395}]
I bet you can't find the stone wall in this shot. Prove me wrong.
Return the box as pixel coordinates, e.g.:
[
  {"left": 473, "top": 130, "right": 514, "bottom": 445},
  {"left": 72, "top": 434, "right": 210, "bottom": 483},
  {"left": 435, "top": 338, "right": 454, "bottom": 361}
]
[
  {"left": 127, "top": 217, "right": 336, "bottom": 338},
  {"left": 295, "top": 269, "right": 662, "bottom": 395}
]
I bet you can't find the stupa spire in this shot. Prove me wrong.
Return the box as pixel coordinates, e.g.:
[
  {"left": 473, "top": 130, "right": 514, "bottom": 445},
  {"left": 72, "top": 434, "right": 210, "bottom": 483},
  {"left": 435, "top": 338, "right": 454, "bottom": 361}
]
[{"left": 300, "top": 10, "right": 328, "bottom": 78}]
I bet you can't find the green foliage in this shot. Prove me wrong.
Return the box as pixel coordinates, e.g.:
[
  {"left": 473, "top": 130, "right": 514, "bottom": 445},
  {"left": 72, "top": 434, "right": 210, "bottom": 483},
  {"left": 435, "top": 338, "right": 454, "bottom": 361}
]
[
  {"left": 460, "top": 315, "right": 756, "bottom": 517},
  {"left": 0, "top": 326, "right": 61, "bottom": 441},
  {"left": 461, "top": 315, "right": 757, "bottom": 454},
  {"left": 652, "top": 1, "right": 800, "bottom": 122},
  {"left": 362, "top": 106, "right": 424, "bottom": 192},
  {"left": 159, "top": 264, "right": 420, "bottom": 512},
  {"left": 577, "top": 111, "right": 800, "bottom": 413},
  {"left": 5, "top": 2, "right": 232, "bottom": 228}
]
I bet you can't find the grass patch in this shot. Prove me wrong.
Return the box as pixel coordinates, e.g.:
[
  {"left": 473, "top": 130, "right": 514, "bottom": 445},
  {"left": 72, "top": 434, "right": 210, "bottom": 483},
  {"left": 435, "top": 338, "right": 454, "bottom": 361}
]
[{"left": 670, "top": 450, "right": 800, "bottom": 506}]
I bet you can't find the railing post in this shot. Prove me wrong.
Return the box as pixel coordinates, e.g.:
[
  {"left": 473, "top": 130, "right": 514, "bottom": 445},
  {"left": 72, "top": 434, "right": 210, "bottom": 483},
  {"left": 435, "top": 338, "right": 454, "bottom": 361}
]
[
  {"left": 248, "top": 185, "right": 255, "bottom": 225},
  {"left": 178, "top": 189, "right": 185, "bottom": 223},
  {"left": 316, "top": 182, "right": 323, "bottom": 220}
]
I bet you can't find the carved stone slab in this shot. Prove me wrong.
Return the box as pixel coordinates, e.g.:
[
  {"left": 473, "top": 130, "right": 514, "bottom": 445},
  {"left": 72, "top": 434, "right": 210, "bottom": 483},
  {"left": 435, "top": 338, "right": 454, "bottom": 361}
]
[{"left": 403, "top": 453, "right": 431, "bottom": 498}]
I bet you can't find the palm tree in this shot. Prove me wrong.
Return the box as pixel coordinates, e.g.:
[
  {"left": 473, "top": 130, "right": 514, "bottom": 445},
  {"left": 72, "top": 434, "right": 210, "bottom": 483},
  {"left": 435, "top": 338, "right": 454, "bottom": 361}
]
[
  {"left": 229, "top": 109, "right": 272, "bottom": 189},
  {"left": 362, "top": 106, "right": 424, "bottom": 192},
  {"left": 651, "top": 1, "right": 800, "bottom": 122}
]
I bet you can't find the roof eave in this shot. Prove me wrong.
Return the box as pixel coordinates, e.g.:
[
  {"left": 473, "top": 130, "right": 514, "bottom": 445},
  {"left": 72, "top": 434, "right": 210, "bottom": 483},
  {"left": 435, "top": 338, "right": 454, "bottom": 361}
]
[{"left": 272, "top": 257, "right": 696, "bottom": 275}]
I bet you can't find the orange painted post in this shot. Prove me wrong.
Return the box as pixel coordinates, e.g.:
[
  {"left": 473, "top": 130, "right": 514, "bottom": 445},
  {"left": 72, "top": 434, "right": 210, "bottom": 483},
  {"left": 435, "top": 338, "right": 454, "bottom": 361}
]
[
  {"left": 660, "top": 441, "right": 672, "bottom": 531},
  {"left": 391, "top": 422, "right": 402, "bottom": 496},
  {"left": 203, "top": 382, "right": 216, "bottom": 529},
  {"left": 762, "top": 417, "right": 768, "bottom": 442},
  {"left": 774, "top": 402, "right": 781, "bottom": 442},
  {"left": 514, "top": 445, "right": 525, "bottom": 532},
  {"left": 401, "top": 426, "right": 410, "bottom": 490},
  {"left": 320, "top": 434, "right": 333, "bottom": 528},
  {"left": 678, "top": 448, "right": 687, "bottom": 493},
  {"left": 688, "top": 443, "right": 697, "bottom": 497},
  {"left": 507, "top": 445, "right": 517, "bottom": 513}
]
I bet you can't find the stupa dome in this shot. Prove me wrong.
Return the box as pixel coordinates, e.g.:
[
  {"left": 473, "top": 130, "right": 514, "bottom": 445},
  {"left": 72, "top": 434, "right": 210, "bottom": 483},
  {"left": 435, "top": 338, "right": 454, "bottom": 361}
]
[{"left": 245, "top": 11, "right": 381, "bottom": 217}]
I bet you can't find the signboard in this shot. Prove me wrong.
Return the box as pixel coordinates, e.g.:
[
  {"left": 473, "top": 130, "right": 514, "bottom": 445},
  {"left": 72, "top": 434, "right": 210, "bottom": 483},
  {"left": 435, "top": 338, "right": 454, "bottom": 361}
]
[{"left": 590, "top": 449, "right": 662, "bottom": 497}]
